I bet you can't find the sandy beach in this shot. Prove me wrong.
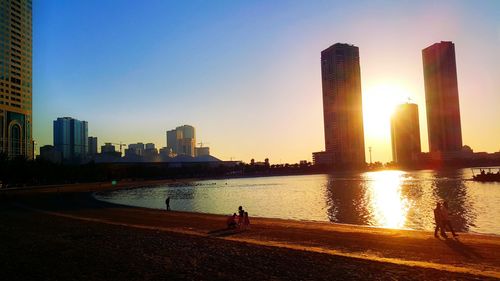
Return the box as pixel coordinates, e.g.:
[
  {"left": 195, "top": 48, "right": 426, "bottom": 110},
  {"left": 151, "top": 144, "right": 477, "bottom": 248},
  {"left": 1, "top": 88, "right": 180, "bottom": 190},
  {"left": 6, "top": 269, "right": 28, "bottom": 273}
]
[{"left": 1, "top": 181, "right": 500, "bottom": 280}]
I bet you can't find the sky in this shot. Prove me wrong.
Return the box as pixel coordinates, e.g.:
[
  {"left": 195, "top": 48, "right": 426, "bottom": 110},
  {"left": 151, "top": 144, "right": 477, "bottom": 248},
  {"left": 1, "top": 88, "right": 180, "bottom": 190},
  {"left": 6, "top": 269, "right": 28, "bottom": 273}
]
[{"left": 33, "top": 0, "right": 500, "bottom": 164}]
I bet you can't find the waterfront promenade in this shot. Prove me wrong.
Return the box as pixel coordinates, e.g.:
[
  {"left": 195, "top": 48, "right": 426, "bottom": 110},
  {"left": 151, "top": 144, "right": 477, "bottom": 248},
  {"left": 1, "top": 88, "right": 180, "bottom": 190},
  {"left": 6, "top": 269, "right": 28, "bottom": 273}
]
[{"left": 1, "top": 181, "right": 500, "bottom": 280}]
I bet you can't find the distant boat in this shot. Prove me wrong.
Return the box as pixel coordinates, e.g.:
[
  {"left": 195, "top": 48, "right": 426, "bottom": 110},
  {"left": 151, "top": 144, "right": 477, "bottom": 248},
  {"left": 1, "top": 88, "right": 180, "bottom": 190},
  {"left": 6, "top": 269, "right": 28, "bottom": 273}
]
[{"left": 471, "top": 168, "right": 500, "bottom": 182}]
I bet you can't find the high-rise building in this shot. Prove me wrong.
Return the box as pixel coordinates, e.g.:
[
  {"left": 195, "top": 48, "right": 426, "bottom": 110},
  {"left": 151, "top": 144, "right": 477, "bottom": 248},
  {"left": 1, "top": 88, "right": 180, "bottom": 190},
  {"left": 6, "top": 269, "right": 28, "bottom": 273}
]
[
  {"left": 391, "top": 103, "right": 421, "bottom": 165},
  {"left": 0, "top": 0, "right": 33, "bottom": 159},
  {"left": 53, "top": 117, "right": 88, "bottom": 162},
  {"left": 88, "top": 136, "right": 98, "bottom": 156},
  {"left": 166, "top": 125, "right": 196, "bottom": 157},
  {"left": 101, "top": 143, "right": 116, "bottom": 153},
  {"left": 126, "top": 142, "right": 145, "bottom": 156},
  {"left": 422, "top": 41, "right": 462, "bottom": 153},
  {"left": 166, "top": 129, "right": 177, "bottom": 154},
  {"left": 320, "top": 43, "right": 365, "bottom": 167}
]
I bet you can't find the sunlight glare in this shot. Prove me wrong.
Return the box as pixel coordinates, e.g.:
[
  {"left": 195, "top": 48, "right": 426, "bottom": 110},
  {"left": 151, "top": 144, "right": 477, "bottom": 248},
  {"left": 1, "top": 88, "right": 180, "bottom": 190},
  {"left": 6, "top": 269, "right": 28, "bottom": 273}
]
[
  {"left": 366, "top": 170, "right": 409, "bottom": 229},
  {"left": 362, "top": 83, "right": 411, "bottom": 140}
]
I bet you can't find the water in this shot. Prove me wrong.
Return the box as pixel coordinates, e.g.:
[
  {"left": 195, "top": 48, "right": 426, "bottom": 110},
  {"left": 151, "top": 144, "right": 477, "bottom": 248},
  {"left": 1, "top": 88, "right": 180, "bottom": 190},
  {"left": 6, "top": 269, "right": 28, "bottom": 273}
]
[{"left": 95, "top": 168, "right": 500, "bottom": 235}]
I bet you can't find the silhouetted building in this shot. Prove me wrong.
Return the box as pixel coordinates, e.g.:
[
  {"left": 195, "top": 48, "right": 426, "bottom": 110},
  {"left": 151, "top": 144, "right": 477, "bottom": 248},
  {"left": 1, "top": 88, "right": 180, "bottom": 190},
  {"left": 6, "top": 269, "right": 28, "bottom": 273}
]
[
  {"left": 391, "top": 103, "right": 421, "bottom": 165},
  {"left": 88, "top": 136, "right": 98, "bottom": 156},
  {"left": 125, "top": 143, "right": 145, "bottom": 157},
  {"left": 166, "top": 125, "right": 196, "bottom": 157},
  {"left": 195, "top": 146, "right": 210, "bottom": 157},
  {"left": 53, "top": 117, "right": 88, "bottom": 162},
  {"left": 101, "top": 143, "right": 116, "bottom": 153},
  {"left": 145, "top": 143, "right": 155, "bottom": 150},
  {"left": 422, "top": 41, "right": 462, "bottom": 153},
  {"left": 39, "top": 145, "right": 62, "bottom": 164},
  {"left": 319, "top": 43, "right": 365, "bottom": 167},
  {"left": 96, "top": 142, "right": 121, "bottom": 162},
  {"left": 0, "top": 0, "right": 33, "bottom": 159},
  {"left": 312, "top": 151, "right": 334, "bottom": 166},
  {"left": 143, "top": 143, "right": 158, "bottom": 162}
]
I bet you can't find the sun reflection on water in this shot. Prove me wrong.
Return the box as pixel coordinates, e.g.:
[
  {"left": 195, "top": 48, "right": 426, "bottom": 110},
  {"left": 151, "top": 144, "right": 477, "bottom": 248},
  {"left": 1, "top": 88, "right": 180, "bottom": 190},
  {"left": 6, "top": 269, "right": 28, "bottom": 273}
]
[{"left": 365, "top": 170, "right": 410, "bottom": 229}]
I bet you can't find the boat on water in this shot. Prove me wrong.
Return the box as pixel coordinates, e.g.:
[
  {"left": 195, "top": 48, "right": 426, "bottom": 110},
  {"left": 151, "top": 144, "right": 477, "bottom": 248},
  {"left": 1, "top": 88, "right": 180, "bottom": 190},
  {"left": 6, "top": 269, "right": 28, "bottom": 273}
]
[{"left": 471, "top": 168, "right": 500, "bottom": 182}]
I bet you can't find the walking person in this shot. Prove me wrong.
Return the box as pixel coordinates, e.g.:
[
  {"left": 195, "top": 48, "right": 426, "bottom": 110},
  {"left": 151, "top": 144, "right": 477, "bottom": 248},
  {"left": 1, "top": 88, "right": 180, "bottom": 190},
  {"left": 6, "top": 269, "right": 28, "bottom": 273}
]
[
  {"left": 441, "top": 201, "right": 458, "bottom": 237},
  {"left": 165, "top": 196, "right": 171, "bottom": 211},
  {"left": 433, "top": 202, "right": 447, "bottom": 238}
]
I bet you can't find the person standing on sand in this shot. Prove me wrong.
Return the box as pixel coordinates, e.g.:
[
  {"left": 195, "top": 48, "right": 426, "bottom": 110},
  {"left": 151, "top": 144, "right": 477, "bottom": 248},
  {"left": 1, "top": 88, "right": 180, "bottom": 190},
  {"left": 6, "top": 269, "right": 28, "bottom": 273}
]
[
  {"left": 441, "top": 201, "right": 458, "bottom": 237},
  {"left": 238, "top": 206, "right": 244, "bottom": 227},
  {"left": 243, "top": 212, "right": 250, "bottom": 229},
  {"left": 433, "top": 202, "right": 447, "bottom": 238},
  {"left": 165, "top": 196, "right": 171, "bottom": 211}
]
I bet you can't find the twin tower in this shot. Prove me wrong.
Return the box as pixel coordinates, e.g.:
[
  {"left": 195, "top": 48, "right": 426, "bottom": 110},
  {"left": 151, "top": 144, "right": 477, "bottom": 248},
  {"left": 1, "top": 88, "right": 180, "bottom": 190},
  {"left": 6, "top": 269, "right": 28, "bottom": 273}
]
[{"left": 316, "top": 41, "right": 462, "bottom": 168}]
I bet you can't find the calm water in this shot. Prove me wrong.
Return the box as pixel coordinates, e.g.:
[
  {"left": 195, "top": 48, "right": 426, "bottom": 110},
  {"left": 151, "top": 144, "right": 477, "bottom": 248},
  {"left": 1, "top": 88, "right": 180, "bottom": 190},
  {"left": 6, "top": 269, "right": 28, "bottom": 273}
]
[{"left": 95, "top": 169, "right": 500, "bottom": 235}]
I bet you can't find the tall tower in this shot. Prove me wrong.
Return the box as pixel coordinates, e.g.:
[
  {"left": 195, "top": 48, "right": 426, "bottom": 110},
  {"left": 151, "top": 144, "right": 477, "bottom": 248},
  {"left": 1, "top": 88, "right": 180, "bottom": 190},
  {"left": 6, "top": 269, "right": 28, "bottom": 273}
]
[
  {"left": 0, "top": 0, "right": 33, "bottom": 158},
  {"left": 53, "top": 117, "right": 88, "bottom": 162},
  {"left": 391, "top": 103, "right": 421, "bottom": 165},
  {"left": 321, "top": 43, "right": 365, "bottom": 167},
  {"left": 422, "top": 41, "right": 462, "bottom": 153},
  {"left": 166, "top": 125, "right": 196, "bottom": 157}
]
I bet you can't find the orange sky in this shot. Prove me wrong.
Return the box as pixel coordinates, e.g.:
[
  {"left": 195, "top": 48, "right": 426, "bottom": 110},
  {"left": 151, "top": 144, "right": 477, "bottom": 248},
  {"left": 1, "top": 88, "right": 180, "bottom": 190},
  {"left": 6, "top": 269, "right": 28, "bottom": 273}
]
[{"left": 34, "top": 1, "right": 500, "bottom": 163}]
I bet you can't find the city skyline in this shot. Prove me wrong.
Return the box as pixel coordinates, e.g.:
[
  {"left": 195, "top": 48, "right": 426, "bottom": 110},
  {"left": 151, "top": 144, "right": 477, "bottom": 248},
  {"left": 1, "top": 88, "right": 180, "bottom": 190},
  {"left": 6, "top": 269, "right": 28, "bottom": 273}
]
[{"left": 32, "top": 1, "right": 500, "bottom": 163}]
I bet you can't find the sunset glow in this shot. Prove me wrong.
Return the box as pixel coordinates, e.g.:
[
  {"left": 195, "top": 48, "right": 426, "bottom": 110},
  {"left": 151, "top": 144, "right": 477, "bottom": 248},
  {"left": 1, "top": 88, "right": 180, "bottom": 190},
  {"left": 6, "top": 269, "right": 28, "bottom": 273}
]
[
  {"left": 363, "top": 83, "right": 411, "bottom": 140},
  {"left": 32, "top": 1, "right": 500, "bottom": 164}
]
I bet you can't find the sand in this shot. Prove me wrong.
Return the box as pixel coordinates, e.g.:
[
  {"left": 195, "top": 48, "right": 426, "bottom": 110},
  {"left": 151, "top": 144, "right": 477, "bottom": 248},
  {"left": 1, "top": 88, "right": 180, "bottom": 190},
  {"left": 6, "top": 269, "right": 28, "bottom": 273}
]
[{"left": 1, "top": 180, "right": 499, "bottom": 280}]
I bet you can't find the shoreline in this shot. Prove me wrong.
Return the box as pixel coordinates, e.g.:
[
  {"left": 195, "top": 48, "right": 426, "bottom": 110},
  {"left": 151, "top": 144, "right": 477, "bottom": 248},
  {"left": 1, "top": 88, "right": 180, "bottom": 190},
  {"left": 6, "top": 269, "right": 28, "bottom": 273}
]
[
  {"left": 3, "top": 182, "right": 500, "bottom": 280},
  {"left": 93, "top": 191, "right": 500, "bottom": 238}
]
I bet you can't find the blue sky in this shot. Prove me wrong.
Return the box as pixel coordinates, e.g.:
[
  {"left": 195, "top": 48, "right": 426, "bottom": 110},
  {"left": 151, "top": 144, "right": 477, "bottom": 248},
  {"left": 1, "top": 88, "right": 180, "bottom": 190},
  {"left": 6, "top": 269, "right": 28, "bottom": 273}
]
[{"left": 33, "top": 0, "right": 500, "bottom": 163}]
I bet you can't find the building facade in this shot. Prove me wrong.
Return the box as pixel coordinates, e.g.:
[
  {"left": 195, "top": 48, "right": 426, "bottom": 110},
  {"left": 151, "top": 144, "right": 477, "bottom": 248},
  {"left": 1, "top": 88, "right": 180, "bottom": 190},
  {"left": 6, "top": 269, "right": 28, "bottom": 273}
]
[
  {"left": 166, "top": 125, "right": 196, "bottom": 157},
  {"left": 320, "top": 43, "right": 365, "bottom": 167},
  {"left": 390, "top": 103, "right": 421, "bottom": 165},
  {"left": 88, "top": 136, "right": 98, "bottom": 156},
  {"left": 422, "top": 41, "right": 462, "bottom": 153},
  {"left": 0, "top": 0, "right": 33, "bottom": 158},
  {"left": 195, "top": 146, "right": 210, "bottom": 157},
  {"left": 53, "top": 117, "right": 88, "bottom": 162}
]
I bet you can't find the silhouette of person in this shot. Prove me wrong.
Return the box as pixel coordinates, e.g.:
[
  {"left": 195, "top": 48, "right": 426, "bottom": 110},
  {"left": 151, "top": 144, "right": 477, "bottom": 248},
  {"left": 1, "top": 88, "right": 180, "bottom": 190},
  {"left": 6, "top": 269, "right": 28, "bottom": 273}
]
[
  {"left": 243, "top": 211, "right": 250, "bottom": 229},
  {"left": 165, "top": 196, "right": 171, "bottom": 211},
  {"left": 238, "top": 206, "right": 244, "bottom": 227},
  {"left": 227, "top": 213, "right": 237, "bottom": 229},
  {"left": 441, "top": 201, "right": 458, "bottom": 237},
  {"left": 433, "top": 202, "right": 447, "bottom": 238}
]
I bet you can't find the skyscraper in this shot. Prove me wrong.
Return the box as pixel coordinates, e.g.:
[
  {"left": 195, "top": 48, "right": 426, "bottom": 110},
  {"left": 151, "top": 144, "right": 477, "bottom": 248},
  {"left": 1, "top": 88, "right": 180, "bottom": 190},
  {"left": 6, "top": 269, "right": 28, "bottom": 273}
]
[
  {"left": 53, "top": 117, "right": 88, "bottom": 162},
  {"left": 0, "top": 0, "right": 33, "bottom": 158},
  {"left": 88, "top": 136, "right": 98, "bottom": 156},
  {"left": 320, "top": 43, "right": 365, "bottom": 167},
  {"left": 166, "top": 125, "right": 196, "bottom": 157},
  {"left": 422, "top": 41, "right": 462, "bottom": 153},
  {"left": 391, "top": 103, "right": 421, "bottom": 165}
]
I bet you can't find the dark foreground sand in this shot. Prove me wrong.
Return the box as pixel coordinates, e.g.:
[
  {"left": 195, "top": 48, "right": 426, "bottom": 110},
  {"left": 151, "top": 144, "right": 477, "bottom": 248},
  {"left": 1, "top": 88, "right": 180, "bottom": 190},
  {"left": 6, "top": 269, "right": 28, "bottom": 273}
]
[{"left": 1, "top": 181, "right": 499, "bottom": 281}]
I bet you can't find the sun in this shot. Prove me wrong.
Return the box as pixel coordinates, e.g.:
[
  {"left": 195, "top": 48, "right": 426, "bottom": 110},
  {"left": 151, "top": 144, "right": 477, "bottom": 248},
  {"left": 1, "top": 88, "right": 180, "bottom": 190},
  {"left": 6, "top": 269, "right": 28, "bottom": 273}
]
[{"left": 362, "top": 83, "right": 411, "bottom": 141}]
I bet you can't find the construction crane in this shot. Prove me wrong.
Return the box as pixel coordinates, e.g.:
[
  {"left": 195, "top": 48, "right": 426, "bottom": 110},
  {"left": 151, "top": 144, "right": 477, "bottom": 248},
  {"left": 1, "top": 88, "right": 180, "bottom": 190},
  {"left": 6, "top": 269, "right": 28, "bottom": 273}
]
[{"left": 197, "top": 141, "right": 210, "bottom": 148}]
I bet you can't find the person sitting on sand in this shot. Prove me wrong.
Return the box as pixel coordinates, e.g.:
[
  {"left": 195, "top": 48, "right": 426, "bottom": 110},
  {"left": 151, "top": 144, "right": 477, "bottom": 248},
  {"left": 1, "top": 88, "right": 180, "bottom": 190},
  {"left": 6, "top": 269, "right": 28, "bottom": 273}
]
[
  {"left": 227, "top": 213, "right": 237, "bottom": 229},
  {"left": 433, "top": 202, "right": 447, "bottom": 238},
  {"left": 243, "top": 211, "right": 250, "bottom": 229},
  {"left": 441, "top": 201, "right": 458, "bottom": 237}
]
